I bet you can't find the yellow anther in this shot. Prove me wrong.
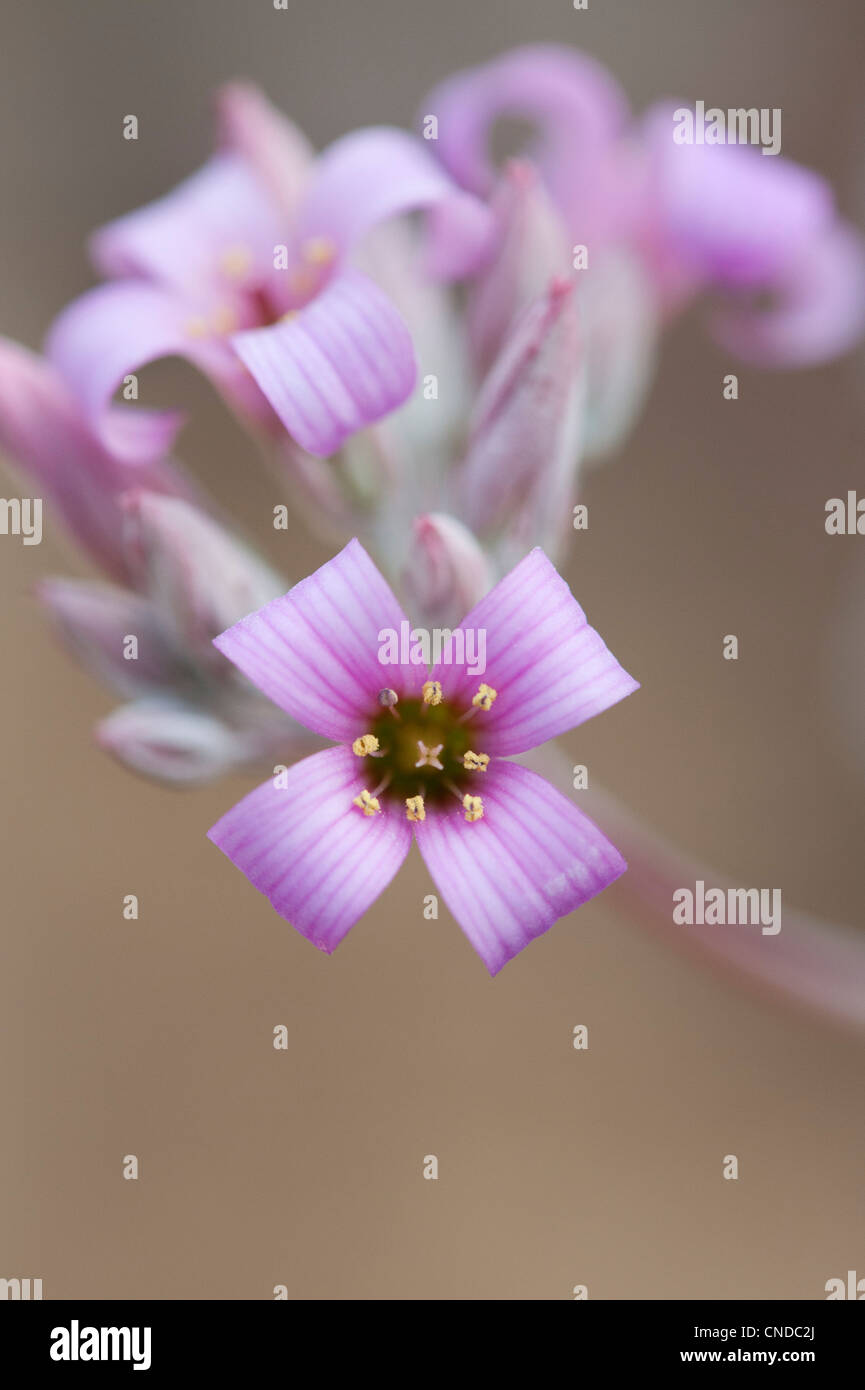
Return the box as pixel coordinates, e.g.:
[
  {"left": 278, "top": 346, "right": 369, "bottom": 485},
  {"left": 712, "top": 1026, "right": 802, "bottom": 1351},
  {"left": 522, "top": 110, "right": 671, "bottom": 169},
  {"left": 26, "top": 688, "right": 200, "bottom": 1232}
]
[
  {"left": 211, "top": 303, "right": 237, "bottom": 335},
  {"left": 301, "top": 236, "right": 337, "bottom": 266},
  {"left": 472, "top": 683, "right": 497, "bottom": 711},
  {"left": 352, "top": 734, "right": 379, "bottom": 757},
  {"left": 462, "top": 794, "right": 484, "bottom": 823},
  {"left": 353, "top": 789, "right": 381, "bottom": 817},
  {"left": 184, "top": 316, "right": 210, "bottom": 339},
  {"left": 405, "top": 795, "right": 426, "bottom": 823},
  {"left": 463, "top": 750, "right": 489, "bottom": 772},
  {"left": 287, "top": 266, "right": 317, "bottom": 298},
  {"left": 422, "top": 680, "right": 443, "bottom": 706},
  {"left": 219, "top": 244, "right": 253, "bottom": 279}
]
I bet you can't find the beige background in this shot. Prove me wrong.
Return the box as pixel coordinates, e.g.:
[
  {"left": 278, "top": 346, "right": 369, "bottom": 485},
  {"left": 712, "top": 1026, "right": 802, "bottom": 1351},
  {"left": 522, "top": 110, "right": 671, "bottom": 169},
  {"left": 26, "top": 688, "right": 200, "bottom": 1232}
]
[{"left": 1, "top": 0, "right": 865, "bottom": 1299}]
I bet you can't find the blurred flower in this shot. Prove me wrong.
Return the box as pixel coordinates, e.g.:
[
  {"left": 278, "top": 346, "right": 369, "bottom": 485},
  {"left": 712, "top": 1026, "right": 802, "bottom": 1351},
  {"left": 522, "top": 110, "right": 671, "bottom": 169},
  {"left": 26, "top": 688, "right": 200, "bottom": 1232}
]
[
  {"left": 207, "top": 539, "right": 638, "bottom": 974},
  {"left": 422, "top": 45, "right": 865, "bottom": 375},
  {"left": 46, "top": 86, "right": 494, "bottom": 460},
  {"left": 0, "top": 337, "right": 315, "bottom": 782},
  {"left": 0, "top": 336, "right": 188, "bottom": 583}
]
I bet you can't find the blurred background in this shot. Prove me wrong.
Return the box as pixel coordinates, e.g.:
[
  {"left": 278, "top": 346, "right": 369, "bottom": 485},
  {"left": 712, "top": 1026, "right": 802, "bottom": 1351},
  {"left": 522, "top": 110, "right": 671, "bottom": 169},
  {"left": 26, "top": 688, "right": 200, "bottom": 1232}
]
[{"left": 1, "top": 0, "right": 864, "bottom": 1300}]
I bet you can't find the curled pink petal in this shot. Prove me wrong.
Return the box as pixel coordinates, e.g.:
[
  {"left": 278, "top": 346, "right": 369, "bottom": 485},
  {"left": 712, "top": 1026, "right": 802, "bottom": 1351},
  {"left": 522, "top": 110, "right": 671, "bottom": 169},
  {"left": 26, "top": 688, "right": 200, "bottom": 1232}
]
[
  {"left": 213, "top": 538, "right": 422, "bottom": 742},
  {"left": 710, "top": 221, "right": 865, "bottom": 367},
  {"left": 294, "top": 125, "right": 495, "bottom": 278},
  {"left": 207, "top": 745, "right": 412, "bottom": 952},
  {"left": 432, "top": 547, "right": 639, "bottom": 755},
  {"left": 45, "top": 281, "right": 233, "bottom": 462},
  {"left": 231, "top": 268, "right": 417, "bottom": 457},
  {"left": 637, "top": 102, "right": 833, "bottom": 293},
  {"left": 415, "top": 759, "right": 625, "bottom": 975},
  {"left": 0, "top": 336, "right": 188, "bottom": 581},
  {"left": 421, "top": 45, "right": 629, "bottom": 236}
]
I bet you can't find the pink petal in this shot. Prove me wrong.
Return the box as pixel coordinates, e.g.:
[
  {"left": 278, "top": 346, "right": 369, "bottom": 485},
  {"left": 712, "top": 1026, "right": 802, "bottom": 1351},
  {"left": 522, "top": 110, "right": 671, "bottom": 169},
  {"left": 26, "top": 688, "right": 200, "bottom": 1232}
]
[
  {"left": 215, "top": 82, "right": 313, "bottom": 221},
  {"left": 294, "top": 126, "right": 494, "bottom": 278},
  {"left": 207, "top": 745, "right": 412, "bottom": 952},
  {"left": 213, "top": 538, "right": 422, "bottom": 743},
  {"left": 710, "top": 221, "right": 865, "bottom": 366},
  {"left": 415, "top": 759, "right": 625, "bottom": 974},
  {"left": 90, "top": 153, "right": 285, "bottom": 299},
  {"left": 421, "top": 45, "right": 628, "bottom": 236},
  {"left": 45, "top": 281, "right": 232, "bottom": 462},
  {"left": 0, "top": 336, "right": 187, "bottom": 582},
  {"left": 637, "top": 103, "right": 833, "bottom": 291},
  {"left": 431, "top": 548, "right": 639, "bottom": 755},
  {"left": 231, "top": 269, "right": 417, "bottom": 457}
]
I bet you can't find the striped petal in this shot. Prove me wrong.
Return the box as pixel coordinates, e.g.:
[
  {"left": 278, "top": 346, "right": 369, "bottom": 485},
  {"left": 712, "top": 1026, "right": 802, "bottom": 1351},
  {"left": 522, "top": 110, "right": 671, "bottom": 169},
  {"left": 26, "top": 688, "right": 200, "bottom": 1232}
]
[
  {"left": 431, "top": 547, "right": 638, "bottom": 754},
  {"left": 231, "top": 268, "right": 417, "bottom": 457},
  {"left": 213, "top": 538, "right": 422, "bottom": 743},
  {"left": 207, "top": 745, "right": 412, "bottom": 953},
  {"left": 415, "top": 759, "right": 625, "bottom": 974}
]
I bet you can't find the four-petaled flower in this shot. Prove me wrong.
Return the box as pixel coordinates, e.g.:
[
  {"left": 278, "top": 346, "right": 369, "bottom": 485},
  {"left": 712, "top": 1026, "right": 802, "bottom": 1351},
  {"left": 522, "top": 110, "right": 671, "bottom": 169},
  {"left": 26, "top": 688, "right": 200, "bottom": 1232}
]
[{"left": 208, "top": 540, "right": 639, "bottom": 974}]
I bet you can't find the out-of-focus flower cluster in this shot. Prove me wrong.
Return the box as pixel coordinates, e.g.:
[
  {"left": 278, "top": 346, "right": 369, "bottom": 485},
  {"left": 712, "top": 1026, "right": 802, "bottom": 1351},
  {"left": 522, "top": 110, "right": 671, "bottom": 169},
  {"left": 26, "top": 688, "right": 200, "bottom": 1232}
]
[
  {"left": 3, "top": 44, "right": 865, "bottom": 991},
  {"left": 4, "top": 46, "right": 862, "bottom": 780}
]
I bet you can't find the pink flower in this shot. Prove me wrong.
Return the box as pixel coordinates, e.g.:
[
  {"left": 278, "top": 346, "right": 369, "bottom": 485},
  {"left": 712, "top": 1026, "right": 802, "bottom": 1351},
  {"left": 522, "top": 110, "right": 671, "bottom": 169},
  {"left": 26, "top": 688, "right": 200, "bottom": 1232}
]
[
  {"left": 422, "top": 45, "right": 865, "bottom": 368},
  {"left": 46, "top": 84, "right": 493, "bottom": 461},
  {"left": 207, "top": 540, "right": 638, "bottom": 973}
]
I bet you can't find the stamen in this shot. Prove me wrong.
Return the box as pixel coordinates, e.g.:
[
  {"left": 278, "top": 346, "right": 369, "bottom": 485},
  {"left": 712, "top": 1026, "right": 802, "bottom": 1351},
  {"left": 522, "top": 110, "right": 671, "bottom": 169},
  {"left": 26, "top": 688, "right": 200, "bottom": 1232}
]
[
  {"left": 301, "top": 236, "right": 337, "bottom": 266},
  {"left": 184, "top": 316, "right": 210, "bottom": 339},
  {"left": 378, "top": 688, "right": 400, "bottom": 721},
  {"left": 287, "top": 266, "right": 317, "bottom": 298},
  {"left": 353, "top": 789, "right": 381, "bottom": 817},
  {"left": 352, "top": 734, "right": 380, "bottom": 757},
  {"left": 405, "top": 795, "right": 426, "bottom": 823},
  {"left": 472, "top": 683, "right": 498, "bottom": 711},
  {"left": 415, "top": 741, "right": 444, "bottom": 771},
  {"left": 422, "top": 680, "right": 443, "bottom": 706},
  {"left": 463, "top": 750, "right": 489, "bottom": 772},
  {"left": 219, "top": 245, "right": 253, "bottom": 279},
  {"left": 462, "top": 794, "right": 484, "bottom": 823},
  {"left": 211, "top": 304, "right": 237, "bottom": 335}
]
